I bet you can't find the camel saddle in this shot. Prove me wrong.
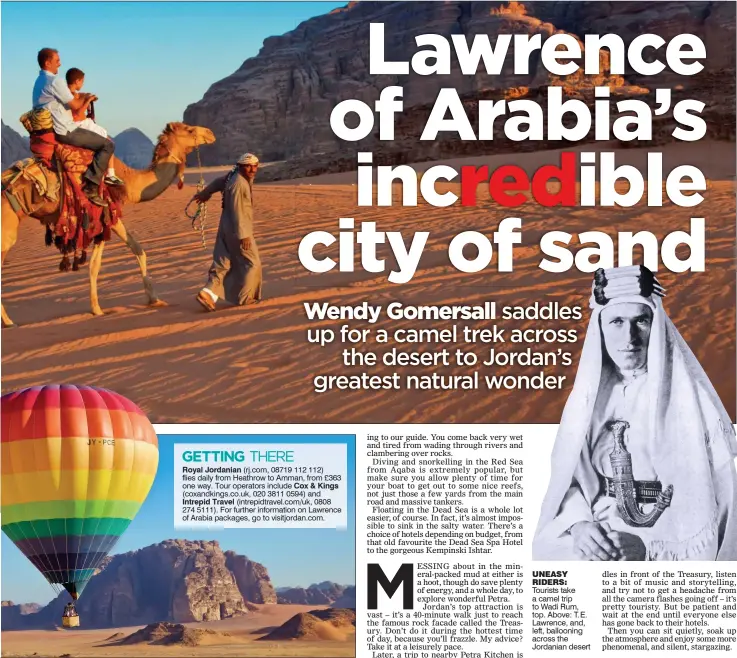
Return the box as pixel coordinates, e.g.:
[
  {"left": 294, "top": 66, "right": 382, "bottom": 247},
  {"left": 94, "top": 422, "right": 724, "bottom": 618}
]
[
  {"left": 20, "top": 108, "right": 107, "bottom": 183},
  {"left": 1, "top": 158, "right": 58, "bottom": 203},
  {"left": 20, "top": 108, "right": 125, "bottom": 191},
  {"left": 11, "top": 108, "right": 124, "bottom": 265}
]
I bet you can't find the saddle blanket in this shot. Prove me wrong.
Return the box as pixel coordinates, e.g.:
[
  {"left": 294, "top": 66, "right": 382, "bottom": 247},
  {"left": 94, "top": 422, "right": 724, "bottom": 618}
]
[
  {"left": 1, "top": 158, "right": 58, "bottom": 203},
  {"left": 11, "top": 108, "right": 124, "bottom": 259}
]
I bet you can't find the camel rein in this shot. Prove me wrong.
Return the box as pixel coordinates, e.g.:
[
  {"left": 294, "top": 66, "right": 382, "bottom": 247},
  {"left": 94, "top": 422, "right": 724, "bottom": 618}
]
[{"left": 184, "top": 141, "right": 208, "bottom": 248}]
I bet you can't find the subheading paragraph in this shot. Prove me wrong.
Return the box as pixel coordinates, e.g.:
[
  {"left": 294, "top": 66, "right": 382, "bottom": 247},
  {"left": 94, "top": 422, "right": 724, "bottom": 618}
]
[
  {"left": 174, "top": 443, "right": 347, "bottom": 529},
  {"left": 305, "top": 301, "right": 581, "bottom": 393}
]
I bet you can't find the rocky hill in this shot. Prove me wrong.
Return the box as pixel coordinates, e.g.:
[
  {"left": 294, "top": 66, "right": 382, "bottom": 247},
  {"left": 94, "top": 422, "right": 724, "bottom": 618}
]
[
  {"left": 112, "top": 128, "right": 155, "bottom": 168},
  {"left": 1, "top": 121, "right": 31, "bottom": 169},
  {"left": 277, "top": 581, "right": 351, "bottom": 605},
  {"left": 1, "top": 601, "right": 41, "bottom": 615},
  {"left": 0, "top": 601, "right": 42, "bottom": 629},
  {"left": 182, "top": 1, "right": 735, "bottom": 178},
  {"left": 1, "top": 540, "right": 276, "bottom": 630},
  {"left": 332, "top": 585, "right": 356, "bottom": 609}
]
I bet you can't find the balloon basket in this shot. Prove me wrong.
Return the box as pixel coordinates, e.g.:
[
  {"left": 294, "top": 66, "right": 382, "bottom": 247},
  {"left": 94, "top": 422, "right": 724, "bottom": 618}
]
[{"left": 62, "top": 615, "right": 80, "bottom": 628}]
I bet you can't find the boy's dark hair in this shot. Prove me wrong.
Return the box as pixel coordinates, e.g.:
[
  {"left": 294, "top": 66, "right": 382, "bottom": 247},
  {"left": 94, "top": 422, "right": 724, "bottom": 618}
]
[
  {"left": 65, "top": 68, "right": 85, "bottom": 86},
  {"left": 37, "top": 48, "right": 58, "bottom": 69}
]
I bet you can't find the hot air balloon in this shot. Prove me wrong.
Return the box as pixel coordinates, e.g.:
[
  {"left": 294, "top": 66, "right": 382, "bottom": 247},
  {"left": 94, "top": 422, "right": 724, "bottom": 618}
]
[{"left": 1, "top": 385, "right": 158, "bottom": 628}]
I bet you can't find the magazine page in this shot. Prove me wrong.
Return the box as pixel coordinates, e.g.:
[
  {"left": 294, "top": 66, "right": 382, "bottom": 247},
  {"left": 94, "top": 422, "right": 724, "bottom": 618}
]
[{"left": 0, "top": 2, "right": 735, "bottom": 658}]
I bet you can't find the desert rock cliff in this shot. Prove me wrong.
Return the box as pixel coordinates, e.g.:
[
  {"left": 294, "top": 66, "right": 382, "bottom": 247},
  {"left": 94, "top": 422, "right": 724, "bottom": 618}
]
[{"left": 183, "top": 1, "right": 734, "bottom": 176}]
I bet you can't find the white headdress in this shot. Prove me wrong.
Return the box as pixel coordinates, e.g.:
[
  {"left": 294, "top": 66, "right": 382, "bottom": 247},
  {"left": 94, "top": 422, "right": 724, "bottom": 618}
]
[
  {"left": 588, "top": 265, "right": 665, "bottom": 311},
  {"left": 236, "top": 153, "right": 259, "bottom": 165}
]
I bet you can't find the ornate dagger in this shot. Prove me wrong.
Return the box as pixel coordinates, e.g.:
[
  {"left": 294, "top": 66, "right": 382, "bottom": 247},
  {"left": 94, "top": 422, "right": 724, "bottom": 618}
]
[{"left": 608, "top": 420, "right": 673, "bottom": 528}]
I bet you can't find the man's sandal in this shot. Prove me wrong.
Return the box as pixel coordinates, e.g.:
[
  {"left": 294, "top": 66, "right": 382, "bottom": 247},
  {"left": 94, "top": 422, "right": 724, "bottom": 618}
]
[{"left": 196, "top": 291, "right": 216, "bottom": 312}]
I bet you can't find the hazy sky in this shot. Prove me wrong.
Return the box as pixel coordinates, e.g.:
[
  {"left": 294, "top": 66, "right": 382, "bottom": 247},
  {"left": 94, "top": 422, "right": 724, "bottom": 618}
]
[
  {"left": 1, "top": 1, "right": 345, "bottom": 140},
  {"left": 2, "top": 434, "right": 356, "bottom": 605}
]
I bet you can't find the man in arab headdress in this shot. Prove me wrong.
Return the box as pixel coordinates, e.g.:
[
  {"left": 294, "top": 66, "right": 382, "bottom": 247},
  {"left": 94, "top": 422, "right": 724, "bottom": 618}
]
[
  {"left": 533, "top": 265, "right": 737, "bottom": 561},
  {"left": 192, "top": 153, "right": 262, "bottom": 311}
]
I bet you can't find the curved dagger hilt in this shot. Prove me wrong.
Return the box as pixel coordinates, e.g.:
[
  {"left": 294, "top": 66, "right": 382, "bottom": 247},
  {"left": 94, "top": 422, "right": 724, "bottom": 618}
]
[{"left": 608, "top": 420, "right": 673, "bottom": 528}]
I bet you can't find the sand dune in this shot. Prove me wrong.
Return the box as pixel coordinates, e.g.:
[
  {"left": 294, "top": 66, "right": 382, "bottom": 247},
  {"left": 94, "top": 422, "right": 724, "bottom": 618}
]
[
  {"left": 1, "top": 143, "right": 734, "bottom": 423},
  {"left": 117, "top": 622, "right": 234, "bottom": 646},
  {"left": 262, "top": 608, "right": 356, "bottom": 641},
  {"left": 1, "top": 604, "right": 355, "bottom": 657}
]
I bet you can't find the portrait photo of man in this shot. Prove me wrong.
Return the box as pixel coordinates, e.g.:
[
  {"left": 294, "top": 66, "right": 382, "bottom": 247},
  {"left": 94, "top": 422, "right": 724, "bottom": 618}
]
[{"left": 533, "top": 266, "right": 737, "bottom": 561}]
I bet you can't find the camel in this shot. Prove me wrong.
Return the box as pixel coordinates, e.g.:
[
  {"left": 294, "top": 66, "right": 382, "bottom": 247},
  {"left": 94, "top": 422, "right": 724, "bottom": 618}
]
[{"left": 1, "top": 122, "right": 215, "bottom": 327}]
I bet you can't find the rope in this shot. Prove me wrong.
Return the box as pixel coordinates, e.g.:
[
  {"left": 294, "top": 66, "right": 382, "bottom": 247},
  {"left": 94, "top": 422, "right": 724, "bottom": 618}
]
[{"left": 184, "top": 143, "right": 208, "bottom": 248}]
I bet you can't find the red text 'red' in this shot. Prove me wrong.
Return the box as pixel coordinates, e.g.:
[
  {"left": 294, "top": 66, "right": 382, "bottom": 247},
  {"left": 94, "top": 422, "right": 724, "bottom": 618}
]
[{"left": 460, "top": 152, "right": 577, "bottom": 207}]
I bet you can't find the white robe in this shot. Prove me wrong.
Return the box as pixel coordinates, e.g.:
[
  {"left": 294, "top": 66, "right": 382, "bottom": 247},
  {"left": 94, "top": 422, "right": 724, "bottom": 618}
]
[
  {"left": 533, "top": 287, "right": 737, "bottom": 562},
  {"left": 536, "top": 369, "right": 737, "bottom": 560}
]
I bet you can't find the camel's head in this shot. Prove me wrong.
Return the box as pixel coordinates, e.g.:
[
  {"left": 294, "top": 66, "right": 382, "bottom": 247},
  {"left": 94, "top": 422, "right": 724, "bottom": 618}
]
[
  {"left": 162, "top": 122, "right": 216, "bottom": 152},
  {"left": 151, "top": 122, "right": 216, "bottom": 168},
  {"left": 150, "top": 122, "right": 217, "bottom": 187}
]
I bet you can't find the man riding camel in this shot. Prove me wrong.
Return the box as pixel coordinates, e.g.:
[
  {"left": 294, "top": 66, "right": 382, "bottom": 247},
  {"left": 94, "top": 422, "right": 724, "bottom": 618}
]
[
  {"left": 191, "top": 153, "right": 262, "bottom": 311},
  {"left": 32, "top": 47, "right": 121, "bottom": 206}
]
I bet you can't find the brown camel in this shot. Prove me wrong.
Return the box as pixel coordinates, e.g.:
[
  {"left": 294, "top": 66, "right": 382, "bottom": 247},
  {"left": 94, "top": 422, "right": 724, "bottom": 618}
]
[{"left": 1, "top": 122, "right": 215, "bottom": 327}]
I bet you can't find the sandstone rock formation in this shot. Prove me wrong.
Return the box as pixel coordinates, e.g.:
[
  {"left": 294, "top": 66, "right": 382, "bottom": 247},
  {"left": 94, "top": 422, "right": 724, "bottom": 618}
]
[
  {"left": 548, "top": 2, "right": 736, "bottom": 80},
  {"left": 167, "top": 540, "right": 247, "bottom": 623},
  {"left": 112, "top": 128, "right": 155, "bottom": 168},
  {"left": 1, "top": 121, "right": 31, "bottom": 170},
  {"left": 224, "top": 550, "right": 277, "bottom": 603},
  {"left": 2, "top": 540, "right": 275, "bottom": 630},
  {"left": 182, "top": 0, "right": 734, "bottom": 178}
]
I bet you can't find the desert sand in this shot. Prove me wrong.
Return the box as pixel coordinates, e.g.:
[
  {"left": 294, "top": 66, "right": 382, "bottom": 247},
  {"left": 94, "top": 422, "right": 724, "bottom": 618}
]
[
  {"left": 1, "top": 604, "right": 355, "bottom": 657},
  {"left": 1, "top": 142, "right": 734, "bottom": 422}
]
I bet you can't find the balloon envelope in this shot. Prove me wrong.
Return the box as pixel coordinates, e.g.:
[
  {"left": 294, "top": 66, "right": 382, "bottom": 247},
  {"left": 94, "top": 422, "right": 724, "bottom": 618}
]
[{"left": 1, "top": 385, "right": 158, "bottom": 599}]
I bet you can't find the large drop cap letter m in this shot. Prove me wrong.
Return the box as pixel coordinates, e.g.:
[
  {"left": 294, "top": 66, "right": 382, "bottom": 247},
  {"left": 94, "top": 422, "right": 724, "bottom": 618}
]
[{"left": 367, "top": 563, "right": 414, "bottom": 609}]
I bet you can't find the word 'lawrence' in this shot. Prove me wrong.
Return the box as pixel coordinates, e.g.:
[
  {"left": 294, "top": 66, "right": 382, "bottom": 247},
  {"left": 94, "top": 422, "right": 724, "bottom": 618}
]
[{"left": 356, "top": 152, "right": 703, "bottom": 208}]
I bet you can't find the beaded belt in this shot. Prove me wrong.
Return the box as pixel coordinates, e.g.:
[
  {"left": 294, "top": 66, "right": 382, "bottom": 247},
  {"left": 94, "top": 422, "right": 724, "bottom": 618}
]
[{"left": 600, "top": 474, "right": 662, "bottom": 504}]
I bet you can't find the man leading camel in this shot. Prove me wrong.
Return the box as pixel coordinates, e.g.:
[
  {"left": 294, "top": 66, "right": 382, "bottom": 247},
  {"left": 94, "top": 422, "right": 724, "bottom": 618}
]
[
  {"left": 32, "top": 47, "right": 120, "bottom": 206},
  {"left": 192, "top": 153, "right": 262, "bottom": 311}
]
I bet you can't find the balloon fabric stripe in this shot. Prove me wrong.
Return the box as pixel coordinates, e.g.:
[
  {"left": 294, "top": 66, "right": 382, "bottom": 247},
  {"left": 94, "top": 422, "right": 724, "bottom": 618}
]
[
  {"left": 1, "top": 385, "right": 158, "bottom": 602},
  {"left": 2, "top": 471, "right": 157, "bottom": 505},
  {"left": 0, "top": 439, "right": 159, "bottom": 474},
  {"left": 13, "top": 533, "right": 126, "bottom": 554},
  {"left": 0, "top": 388, "right": 156, "bottom": 443},
  {"left": 2, "top": 518, "right": 133, "bottom": 540},
  {"left": 1, "top": 500, "right": 145, "bottom": 524}
]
